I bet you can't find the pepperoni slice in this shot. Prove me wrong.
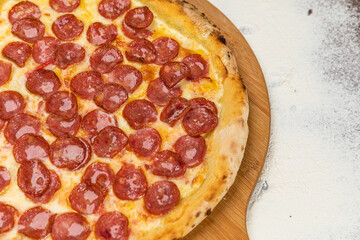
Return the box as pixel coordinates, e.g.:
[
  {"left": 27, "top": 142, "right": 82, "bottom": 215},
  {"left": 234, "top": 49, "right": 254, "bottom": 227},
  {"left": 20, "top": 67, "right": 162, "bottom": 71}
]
[
  {"left": 146, "top": 78, "right": 182, "bottom": 106},
  {"left": 25, "top": 170, "right": 61, "bottom": 204},
  {"left": 129, "top": 127, "right": 161, "bottom": 158},
  {"left": 17, "top": 160, "right": 51, "bottom": 197},
  {"left": 94, "top": 83, "right": 128, "bottom": 113},
  {"left": 4, "top": 113, "right": 41, "bottom": 145},
  {"left": 54, "top": 43, "right": 86, "bottom": 69},
  {"left": 124, "top": 7, "right": 153, "bottom": 29},
  {"left": 174, "top": 135, "right": 206, "bottom": 168},
  {"left": 183, "top": 54, "right": 209, "bottom": 80},
  {"left": 126, "top": 39, "right": 156, "bottom": 64},
  {"left": 2, "top": 41, "right": 31, "bottom": 68},
  {"left": 27, "top": 69, "right": 61, "bottom": 98},
  {"left": 95, "top": 212, "right": 129, "bottom": 240},
  {"left": 50, "top": 137, "right": 90, "bottom": 171},
  {"left": 182, "top": 107, "right": 218, "bottom": 135},
  {"left": 113, "top": 164, "right": 148, "bottom": 201},
  {"left": 13, "top": 134, "right": 50, "bottom": 164},
  {"left": 32, "top": 37, "right": 61, "bottom": 65},
  {"left": 81, "top": 162, "right": 114, "bottom": 192},
  {"left": 18, "top": 206, "right": 55, "bottom": 239},
  {"left": 0, "top": 61, "right": 12, "bottom": 86},
  {"left": 151, "top": 150, "right": 186, "bottom": 178},
  {"left": 8, "top": 1, "right": 41, "bottom": 25},
  {"left": 160, "top": 97, "right": 191, "bottom": 126},
  {"left": 70, "top": 71, "right": 104, "bottom": 99},
  {"left": 46, "top": 114, "right": 81, "bottom": 138},
  {"left": 92, "top": 126, "right": 128, "bottom": 158},
  {"left": 51, "top": 213, "right": 90, "bottom": 240},
  {"left": 81, "top": 109, "right": 117, "bottom": 136},
  {"left": 52, "top": 14, "right": 84, "bottom": 41},
  {"left": 90, "top": 45, "right": 123, "bottom": 74},
  {"left": 50, "top": 0, "right": 81, "bottom": 13},
  {"left": 69, "top": 183, "right": 105, "bottom": 215},
  {"left": 106, "top": 65, "right": 143, "bottom": 93},
  {"left": 12, "top": 18, "right": 45, "bottom": 43},
  {"left": 190, "top": 98, "right": 218, "bottom": 115},
  {"left": 0, "top": 203, "right": 17, "bottom": 234},
  {"left": 122, "top": 21, "right": 153, "bottom": 40},
  {"left": 123, "top": 100, "right": 157, "bottom": 129},
  {"left": 160, "top": 62, "right": 190, "bottom": 88},
  {"left": 0, "top": 167, "right": 11, "bottom": 192},
  {"left": 46, "top": 91, "right": 78, "bottom": 120},
  {"left": 0, "top": 91, "right": 25, "bottom": 120},
  {"left": 87, "top": 22, "right": 118, "bottom": 46},
  {"left": 98, "top": 0, "right": 131, "bottom": 20},
  {"left": 153, "top": 37, "right": 180, "bottom": 65},
  {"left": 144, "top": 181, "right": 180, "bottom": 215}
]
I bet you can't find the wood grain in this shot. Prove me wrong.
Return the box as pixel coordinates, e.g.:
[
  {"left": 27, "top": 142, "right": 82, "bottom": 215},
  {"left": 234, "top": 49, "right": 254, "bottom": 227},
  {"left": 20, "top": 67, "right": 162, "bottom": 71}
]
[{"left": 183, "top": 1, "right": 271, "bottom": 239}]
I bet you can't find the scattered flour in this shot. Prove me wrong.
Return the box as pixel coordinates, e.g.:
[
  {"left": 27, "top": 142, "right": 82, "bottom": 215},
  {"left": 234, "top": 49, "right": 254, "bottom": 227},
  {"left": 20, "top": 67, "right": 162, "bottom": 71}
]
[{"left": 209, "top": 0, "right": 359, "bottom": 239}]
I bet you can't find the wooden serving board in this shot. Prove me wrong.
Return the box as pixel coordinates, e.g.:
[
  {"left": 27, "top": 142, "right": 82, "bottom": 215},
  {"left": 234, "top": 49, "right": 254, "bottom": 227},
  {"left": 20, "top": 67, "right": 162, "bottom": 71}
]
[{"left": 183, "top": 1, "right": 271, "bottom": 239}]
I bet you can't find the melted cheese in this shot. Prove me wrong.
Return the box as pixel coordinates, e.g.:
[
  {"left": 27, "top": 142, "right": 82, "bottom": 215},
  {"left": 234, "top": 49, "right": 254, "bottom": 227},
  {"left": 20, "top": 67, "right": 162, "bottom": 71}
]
[{"left": 0, "top": 0, "right": 225, "bottom": 239}]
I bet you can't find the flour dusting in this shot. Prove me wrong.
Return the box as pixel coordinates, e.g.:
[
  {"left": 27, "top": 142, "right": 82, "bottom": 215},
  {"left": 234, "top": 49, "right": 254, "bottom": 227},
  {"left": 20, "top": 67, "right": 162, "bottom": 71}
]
[{"left": 209, "top": 0, "right": 360, "bottom": 239}]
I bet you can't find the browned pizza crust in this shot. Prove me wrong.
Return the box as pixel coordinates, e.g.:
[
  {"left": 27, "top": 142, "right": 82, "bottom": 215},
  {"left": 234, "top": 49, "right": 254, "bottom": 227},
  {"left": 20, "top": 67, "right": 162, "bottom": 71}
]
[{"left": 135, "top": 0, "right": 249, "bottom": 239}]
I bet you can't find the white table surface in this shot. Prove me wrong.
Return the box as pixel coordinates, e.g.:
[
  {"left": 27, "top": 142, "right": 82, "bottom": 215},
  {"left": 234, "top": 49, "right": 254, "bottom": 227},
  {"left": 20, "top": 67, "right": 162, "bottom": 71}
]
[{"left": 208, "top": 0, "right": 360, "bottom": 239}]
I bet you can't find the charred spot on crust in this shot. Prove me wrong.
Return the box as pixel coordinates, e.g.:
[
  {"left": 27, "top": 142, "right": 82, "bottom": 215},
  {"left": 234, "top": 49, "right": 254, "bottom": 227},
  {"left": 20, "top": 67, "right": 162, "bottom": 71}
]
[
  {"left": 205, "top": 209, "right": 212, "bottom": 216},
  {"left": 212, "top": 24, "right": 217, "bottom": 28},
  {"left": 227, "top": 52, "right": 231, "bottom": 59},
  {"left": 181, "top": 0, "right": 196, "bottom": 10},
  {"left": 201, "top": 12, "right": 205, "bottom": 17},
  {"left": 222, "top": 175, "right": 227, "bottom": 180},
  {"left": 196, "top": 212, "right": 201, "bottom": 217},
  {"left": 218, "top": 35, "right": 227, "bottom": 45}
]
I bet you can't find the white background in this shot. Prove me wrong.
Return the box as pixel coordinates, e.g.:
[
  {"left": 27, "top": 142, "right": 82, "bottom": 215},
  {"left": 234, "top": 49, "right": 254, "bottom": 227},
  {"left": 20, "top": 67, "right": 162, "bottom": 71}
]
[{"left": 208, "top": 0, "right": 360, "bottom": 239}]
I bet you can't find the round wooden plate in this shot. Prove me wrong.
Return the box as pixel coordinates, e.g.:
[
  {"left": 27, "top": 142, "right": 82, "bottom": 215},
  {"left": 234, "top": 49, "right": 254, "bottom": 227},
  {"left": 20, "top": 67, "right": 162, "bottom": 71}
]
[{"left": 183, "top": 1, "right": 271, "bottom": 239}]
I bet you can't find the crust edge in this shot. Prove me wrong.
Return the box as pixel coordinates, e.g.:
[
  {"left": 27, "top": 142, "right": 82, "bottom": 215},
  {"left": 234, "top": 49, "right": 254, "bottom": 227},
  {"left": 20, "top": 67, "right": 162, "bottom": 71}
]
[{"left": 136, "top": 1, "right": 249, "bottom": 239}]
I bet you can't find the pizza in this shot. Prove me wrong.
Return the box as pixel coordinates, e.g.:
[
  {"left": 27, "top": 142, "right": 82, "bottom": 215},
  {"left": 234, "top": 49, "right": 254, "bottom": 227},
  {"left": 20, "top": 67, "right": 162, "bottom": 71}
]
[{"left": 0, "top": 0, "right": 249, "bottom": 239}]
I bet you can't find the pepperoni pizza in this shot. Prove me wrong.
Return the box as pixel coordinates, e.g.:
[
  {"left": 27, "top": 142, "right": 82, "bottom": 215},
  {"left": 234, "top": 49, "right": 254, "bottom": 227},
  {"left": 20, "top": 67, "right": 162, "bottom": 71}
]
[{"left": 0, "top": 0, "right": 249, "bottom": 239}]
